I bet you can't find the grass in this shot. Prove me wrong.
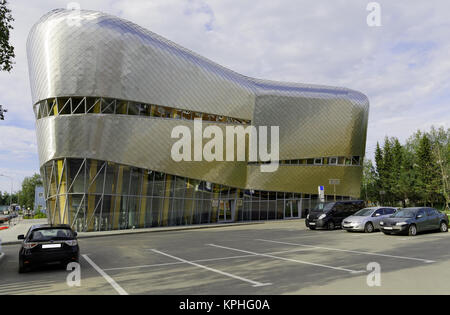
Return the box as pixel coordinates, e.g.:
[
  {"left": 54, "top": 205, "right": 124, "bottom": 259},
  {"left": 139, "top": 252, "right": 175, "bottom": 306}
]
[{"left": 23, "top": 211, "right": 47, "bottom": 219}]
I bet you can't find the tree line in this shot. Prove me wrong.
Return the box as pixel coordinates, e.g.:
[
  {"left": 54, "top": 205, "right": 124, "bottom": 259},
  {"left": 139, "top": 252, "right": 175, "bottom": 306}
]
[
  {"left": 0, "top": 173, "right": 42, "bottom": 209},
  {"left": 361, "top": 126, "right": 449, "bottom": 210}
]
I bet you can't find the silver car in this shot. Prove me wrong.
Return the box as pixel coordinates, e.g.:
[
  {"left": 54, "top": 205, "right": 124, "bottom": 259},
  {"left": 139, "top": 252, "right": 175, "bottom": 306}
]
[{"left": 342, "top": 207, "right": 398, "bottom": 233}]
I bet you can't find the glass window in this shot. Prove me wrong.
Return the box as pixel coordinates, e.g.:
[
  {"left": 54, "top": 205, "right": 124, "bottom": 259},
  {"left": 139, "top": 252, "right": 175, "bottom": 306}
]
[
  {"left": 116, "top": 101, "right": 128, "bottom": 115},
  {"left": 352, "top": 156, "right": 360, "bottom": 165},
  {"left": 314, "top": 158, "right": 323, "bottom": 165},
  {"left": 127, "top": 102, "right": 141, "bottom": 115},
  {"left": 384, "top": 208, "right": 396, "bottom": 215},
  {"left": 329, "top": 157, "right": 338, "bottom": 165},
  {"left": 373, "top": 209, "right": 384, "bottom": 216},
  {"left": 101, "top": 98, "right": 115, "bottom": 114},
  {"left": 71, "top": 97, "right": 86, "bottom": 114},
  {"left": 86, "top": 98, "right": 101, "bottom": 113},
  {"left": 68, "top": 159, "right": 85, "bottom": 193}
]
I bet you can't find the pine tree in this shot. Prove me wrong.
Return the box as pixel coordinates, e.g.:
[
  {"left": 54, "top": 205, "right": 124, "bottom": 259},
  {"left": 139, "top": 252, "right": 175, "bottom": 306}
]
[
  {"left": 416, "top": 135, "right": 439, "bottom": 206},
  {"left": 382, "top": 137, "right": 394, "bottom": 204},
  {"left": 391, "top": 138, "right": 403, "bottom": 203},
  {"left": 374, "top": 142, "right": 383, "bottom": 204}
]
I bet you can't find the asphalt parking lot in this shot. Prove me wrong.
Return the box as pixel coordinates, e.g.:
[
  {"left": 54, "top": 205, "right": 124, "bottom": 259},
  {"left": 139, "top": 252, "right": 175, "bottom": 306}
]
[{"left": 0, "top": 219, "right": 449, "bottom": 295}]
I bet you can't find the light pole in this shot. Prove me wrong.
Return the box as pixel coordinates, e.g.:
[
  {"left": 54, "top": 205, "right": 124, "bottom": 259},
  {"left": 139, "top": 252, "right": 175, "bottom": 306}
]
[{"left": 0, "top": 174, "right": 13, "bottom": 209}]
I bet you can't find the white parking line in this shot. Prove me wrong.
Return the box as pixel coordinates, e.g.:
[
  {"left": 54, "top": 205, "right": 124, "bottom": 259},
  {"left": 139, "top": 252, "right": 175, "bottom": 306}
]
[
  {"left": 104, "top": 248, "right": 315, "bottom": 272},
  {"left": 256, "top": 239, "right": 435, "bottom": 263},
  {"left": 82, "top": 254, "right": 129, "bottom": 295},
  {"left": 207, "top": 243, "right": 363, "bottom": 274},
  {"left": 150, "top": 249, "right": 272, "bottom": 287},
  {"left": 104, "top": 254, "right": 257, "bottom": 271}
]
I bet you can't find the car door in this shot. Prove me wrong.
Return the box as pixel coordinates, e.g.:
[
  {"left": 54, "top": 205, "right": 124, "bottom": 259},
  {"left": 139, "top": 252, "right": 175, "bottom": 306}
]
[
  {"left": 425, "top": 208, "right": 440, "bottom": 230},
  {"left": 415, "top": 209, "right": 427, "bottom": 232},
  {"left": 332, "top": 203, "right": 345, "bottom": 225},
  {"left": 371, "top": 208, "right": 385, "bottom": 229}
]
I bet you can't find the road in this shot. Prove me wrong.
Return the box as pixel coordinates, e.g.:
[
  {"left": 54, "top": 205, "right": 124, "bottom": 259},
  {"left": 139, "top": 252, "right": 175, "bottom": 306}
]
[{"left": 0, "top": 220, "right": 449, "bottom": 295}]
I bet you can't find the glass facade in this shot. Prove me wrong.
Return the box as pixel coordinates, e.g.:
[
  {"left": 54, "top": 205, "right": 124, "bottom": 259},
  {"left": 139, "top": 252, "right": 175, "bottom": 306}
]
[
  {"left": 41, "top": 158, "right": 352, "bottom": 232},
  {"left": 33, "top": 97, "right": 251, "bottom": 125}
]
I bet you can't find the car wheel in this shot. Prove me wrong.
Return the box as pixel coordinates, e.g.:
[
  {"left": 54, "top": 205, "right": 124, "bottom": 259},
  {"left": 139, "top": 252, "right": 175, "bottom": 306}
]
[
  {"left": 364, "top": 222, "right": 374, "bottom": 233},
  {"left": 408, "top": 224, "right": 417, "bottom": 236},
  {"left": 327, "top": 221, "right": 335, "bottom": 230},
  {"left": 439, "top": 221, "right": 448, "bottom": 232}
]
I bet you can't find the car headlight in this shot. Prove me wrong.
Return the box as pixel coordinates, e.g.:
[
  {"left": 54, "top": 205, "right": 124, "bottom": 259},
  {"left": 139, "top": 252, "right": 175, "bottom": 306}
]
[
  {"left": 396, "top": 222, "right": 408, "bottom": 226},
  {"left": 318, "top": 214, "right": 326, "bottom": 220},
  {"left": 379, "top": 221, "right": 384, "bottom": 225}
]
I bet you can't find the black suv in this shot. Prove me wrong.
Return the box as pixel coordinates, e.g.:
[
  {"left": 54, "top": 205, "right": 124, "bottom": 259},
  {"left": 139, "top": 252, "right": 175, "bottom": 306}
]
[
  {"left": 18, "top": 224, "right": 79, "bottom": 273},
  {"left": 306, "top": 200, "right": 366, "bottom": 230}
]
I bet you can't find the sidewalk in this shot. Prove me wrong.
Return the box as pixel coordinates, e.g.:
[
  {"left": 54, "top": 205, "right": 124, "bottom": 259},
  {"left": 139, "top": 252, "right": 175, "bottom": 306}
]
[
  {"left": 0, "top": 220, "right": 266, "bottom": 246},
  {"left": 0, "top": 218, "right": 48, "bottom": 246}
]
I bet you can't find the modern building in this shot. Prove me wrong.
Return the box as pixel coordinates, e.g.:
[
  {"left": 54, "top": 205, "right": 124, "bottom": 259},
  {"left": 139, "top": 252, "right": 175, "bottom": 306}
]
[
  {"left": 34, "top": 186, "right": 46, "bottom": 213},
  {"left": 27, "top": 9, "right": 369, "bottom": 232}
]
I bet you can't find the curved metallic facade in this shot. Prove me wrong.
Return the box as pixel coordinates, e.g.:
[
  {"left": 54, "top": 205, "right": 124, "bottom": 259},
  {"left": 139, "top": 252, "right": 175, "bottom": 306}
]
[{"left": 27, "top": 9, "right": 369, "bottom": 231}]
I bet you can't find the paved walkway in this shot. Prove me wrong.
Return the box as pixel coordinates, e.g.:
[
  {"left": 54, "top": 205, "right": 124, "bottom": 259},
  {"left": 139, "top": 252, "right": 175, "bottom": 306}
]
[
  {"left": 0, "top": 219, "right": 269, "bottom": 246},
  {"left": 0, "top": 218, "right": 48, "bottom": 245}
]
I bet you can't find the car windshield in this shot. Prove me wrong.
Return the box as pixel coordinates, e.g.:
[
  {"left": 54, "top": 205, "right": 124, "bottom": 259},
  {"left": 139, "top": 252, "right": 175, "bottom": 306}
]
[
  {"left": 312, "top": 202, "right": 335, "bottom": 212},
  {"left": 353, "top": 208, "right": 375, "bottom": 216},
  {"left": 29, "top": 228, "right": 73, "bottom": 241},
  {"left": 391, "top": 209, "right": 417, "bottom": 218}
]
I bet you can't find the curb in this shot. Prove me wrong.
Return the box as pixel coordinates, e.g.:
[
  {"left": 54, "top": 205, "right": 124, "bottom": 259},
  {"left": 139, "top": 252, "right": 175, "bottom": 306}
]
[{"left": 1, "top": 221, "right": 266, "bottom": 246}]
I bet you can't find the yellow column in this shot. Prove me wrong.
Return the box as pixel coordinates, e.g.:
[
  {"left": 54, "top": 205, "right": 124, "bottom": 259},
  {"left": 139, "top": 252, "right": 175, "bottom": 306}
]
[
  {"left": 48, "top": 162, "right": 58, "bottom": 224},
  {"left": 139, "top": 173, "right": 148, "bottom": 228},
  {"left": 86, "top": 160, "right": 98, "bottom": 231},
  {"left": 112, "top": 166, "right": 124, "bottom": 229},
  {"left": 53, "top": 99, "right": 59, "bottom": 116},
  {"left": 162, "top": 175, "right": 172, "bottom": 226},
  {"left": 93, "top": 99, "right": 101, "bottom": 113},
  {"left": 56, "top": 159, "right": 67, "bottom": 224}
]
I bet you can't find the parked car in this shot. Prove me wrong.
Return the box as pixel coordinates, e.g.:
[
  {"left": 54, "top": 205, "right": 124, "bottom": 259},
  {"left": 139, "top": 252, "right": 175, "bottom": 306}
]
[
  {"left": 306, "top": 200, "right": 366, "bottom": 230},
  {"left": 342, "top": 207, "right": 397, "bottom": 233},
  {"left": 380, "top": 207, "right": 449, "bottom": 236},
  {"left": 17, "top": 224, "right": 79, "bottom": 273}
]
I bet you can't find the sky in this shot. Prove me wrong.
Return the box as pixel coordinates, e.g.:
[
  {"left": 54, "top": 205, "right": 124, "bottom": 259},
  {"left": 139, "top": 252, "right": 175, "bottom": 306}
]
[{"left": 0, "top": 0, "right": 449, "bottom": 193}]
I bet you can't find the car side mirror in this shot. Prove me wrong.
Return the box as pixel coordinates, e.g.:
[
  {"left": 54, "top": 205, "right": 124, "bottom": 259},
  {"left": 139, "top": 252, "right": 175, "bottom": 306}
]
[
  {"left": 73, "top": 232, "right": 78, "bottom": 237},
  {"left": 417, "top": 214, "right": 423, "bottom": 219},
  {"left": 374, "top": 213, "right": 381, "bottom": 217},
  {"left": 17, "top": 234, "right": 25, "bottom": 240}
]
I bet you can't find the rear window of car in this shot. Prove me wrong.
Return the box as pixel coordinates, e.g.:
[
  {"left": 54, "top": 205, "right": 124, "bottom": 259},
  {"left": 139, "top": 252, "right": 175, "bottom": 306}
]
[{"left": 29, "top": 228, "right": 74, "bottom": 241}]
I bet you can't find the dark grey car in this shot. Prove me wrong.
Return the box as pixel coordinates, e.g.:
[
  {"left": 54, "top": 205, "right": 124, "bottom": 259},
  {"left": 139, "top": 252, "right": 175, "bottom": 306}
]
[{"left": 380, "top": 207, "right": 449, "bottom": 236}]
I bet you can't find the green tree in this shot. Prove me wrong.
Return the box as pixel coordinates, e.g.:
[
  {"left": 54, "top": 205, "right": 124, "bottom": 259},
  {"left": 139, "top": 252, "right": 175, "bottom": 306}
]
[
  {"left": 428, "top": 126, "right": 450, "bottom": 209},
  {"left": 416, "top": 134, "right": 440, "bottom": 206},
  {"left": 360, "top": 159, "right": 379, "bottom": 203},
  {"left": 391, "top": 138, "right": 403, "bottom": 203},
  {"left": 374, "top": 142, "right": 383, "bottom": 194},
  {"left": 18, "top": 173, "right": 42, "bottom": 209},
  {"left": 0, "top": 0, "right": 14, "bottom": 71}
]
